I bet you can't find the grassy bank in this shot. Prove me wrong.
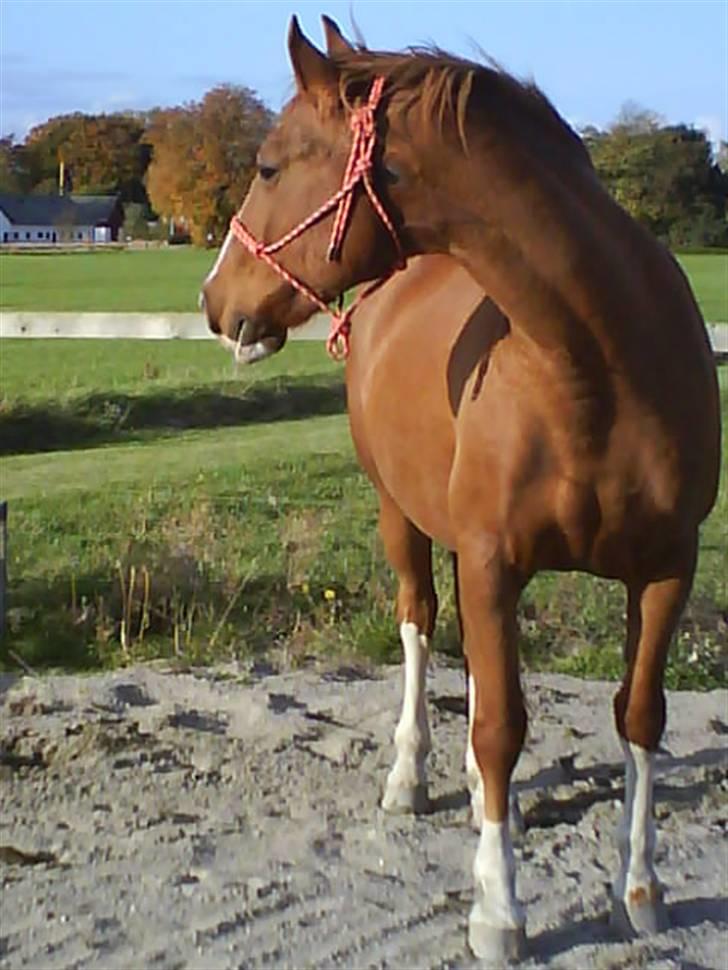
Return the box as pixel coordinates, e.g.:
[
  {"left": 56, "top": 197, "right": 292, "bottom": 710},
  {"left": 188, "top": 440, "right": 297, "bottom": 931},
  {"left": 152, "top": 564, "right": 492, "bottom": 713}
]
[
  {"left": 1, "top": 248, "right": 726, "bottom": 322},
  {"left": 1, "top": 339, "right": 725, "bottom": 688}
]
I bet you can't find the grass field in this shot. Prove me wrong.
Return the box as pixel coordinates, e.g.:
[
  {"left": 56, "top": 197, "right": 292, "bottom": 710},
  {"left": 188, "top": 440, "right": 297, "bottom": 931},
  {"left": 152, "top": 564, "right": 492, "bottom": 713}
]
[
  {"left": 1, "top": 339, "right": 725, "bottom": 688},
  {"left": 0, "top": 248, "right": 727, "bottom": 321},
  {"left": 0, "top": 248, "right": 213, "bottom": 313}
]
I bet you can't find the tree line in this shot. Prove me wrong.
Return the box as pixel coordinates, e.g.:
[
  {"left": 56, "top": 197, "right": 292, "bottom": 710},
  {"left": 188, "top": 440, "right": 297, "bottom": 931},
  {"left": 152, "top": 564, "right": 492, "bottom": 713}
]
[
  {"left": 0, "top": 85, "right": 273, "bottom": 246},
  {"left": 0, "top": 90, "right": 726, "bottom": 248}
]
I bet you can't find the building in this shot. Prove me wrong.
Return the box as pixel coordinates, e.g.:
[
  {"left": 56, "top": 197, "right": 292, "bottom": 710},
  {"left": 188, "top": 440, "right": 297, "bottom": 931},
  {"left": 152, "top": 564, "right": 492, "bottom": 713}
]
[{"left": 0, "top": 194, "right": 124, "bottom": 245}]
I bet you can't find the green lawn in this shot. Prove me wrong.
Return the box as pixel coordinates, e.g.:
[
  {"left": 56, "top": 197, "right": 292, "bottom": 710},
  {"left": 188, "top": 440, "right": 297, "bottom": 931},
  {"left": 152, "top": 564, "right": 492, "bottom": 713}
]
[
  {"left": 0, "top": 248, "right": 214, "bottom": 312},
  {"left": 0, "top": 247, "right": 726, "bottom": 322},
  {"left": 678, "top": 253, "right": 728, "bottom": 322},
  {"left": 1, "top": 339, "right": 725, "bottom": 689}
]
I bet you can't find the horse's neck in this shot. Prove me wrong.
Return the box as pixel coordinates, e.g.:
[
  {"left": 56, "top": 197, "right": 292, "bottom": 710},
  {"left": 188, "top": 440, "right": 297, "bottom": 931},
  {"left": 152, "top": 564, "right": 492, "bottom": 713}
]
[{"left": 438, "top": 144, "right": 637, "bottom": 358}]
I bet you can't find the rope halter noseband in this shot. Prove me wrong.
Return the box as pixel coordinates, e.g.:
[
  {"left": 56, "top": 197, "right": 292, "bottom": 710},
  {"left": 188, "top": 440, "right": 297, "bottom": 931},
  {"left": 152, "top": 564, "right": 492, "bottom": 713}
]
[{"left": 229, "top": 77, "right": 404, "bottom": 360}]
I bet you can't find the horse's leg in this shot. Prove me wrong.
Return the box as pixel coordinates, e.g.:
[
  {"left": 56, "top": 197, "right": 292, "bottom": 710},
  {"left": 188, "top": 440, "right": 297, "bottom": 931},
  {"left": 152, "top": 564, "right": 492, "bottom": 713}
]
[
  {"left": 453, "top": 552, "right": 483, "bottom": 827},
  {"left": 455, "top": 552, "right": 524, "bottom": 836},
  {"left": 458, "top": 542, "right": 527, "bottom": 962},
  {"left": 379, "top": 494, "right": 436, "bottom": 815},
  {"left": 612, "top": 540, "right": 697, "bottom": 936}
]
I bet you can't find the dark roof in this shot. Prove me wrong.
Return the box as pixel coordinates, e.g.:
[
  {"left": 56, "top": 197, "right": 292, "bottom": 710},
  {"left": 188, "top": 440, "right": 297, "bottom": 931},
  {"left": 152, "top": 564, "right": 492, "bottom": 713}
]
[{"left": 0, "top": 194, "right": 121, "bottom": 227}]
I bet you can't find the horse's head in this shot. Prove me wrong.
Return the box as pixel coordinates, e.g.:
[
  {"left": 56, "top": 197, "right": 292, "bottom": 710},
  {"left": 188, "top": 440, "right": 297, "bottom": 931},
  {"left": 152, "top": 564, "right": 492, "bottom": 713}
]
[{"left": 201, "top": 16, "right": 414, "bottom": 362}]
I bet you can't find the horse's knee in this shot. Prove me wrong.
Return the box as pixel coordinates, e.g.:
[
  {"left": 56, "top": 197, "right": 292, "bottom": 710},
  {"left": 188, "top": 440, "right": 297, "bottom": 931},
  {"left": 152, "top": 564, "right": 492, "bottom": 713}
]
[
  {"left": 471, "top": 705, "right": 526, "bottom": 824},
  {"left": 614, "top": 682, "right": 666, "bottom": 751},
  {"left": 396, "top": 581, "right": 437, "bottom": 635},
  {"left": 471, "top": 710, "right": 527, "bottom": 778}
]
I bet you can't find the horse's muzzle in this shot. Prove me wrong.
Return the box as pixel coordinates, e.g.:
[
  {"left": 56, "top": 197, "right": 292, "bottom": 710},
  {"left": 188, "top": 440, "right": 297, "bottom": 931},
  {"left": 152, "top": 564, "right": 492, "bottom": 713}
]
[{"left": 221, "top": 316, "right": 287, "bottom": 364}]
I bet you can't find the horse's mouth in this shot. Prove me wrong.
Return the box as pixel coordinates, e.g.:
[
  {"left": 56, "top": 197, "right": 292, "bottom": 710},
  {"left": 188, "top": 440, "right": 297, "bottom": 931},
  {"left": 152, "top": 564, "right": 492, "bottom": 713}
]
[{"left": 217, "top": 322, "right": 287, "bottom": 365}]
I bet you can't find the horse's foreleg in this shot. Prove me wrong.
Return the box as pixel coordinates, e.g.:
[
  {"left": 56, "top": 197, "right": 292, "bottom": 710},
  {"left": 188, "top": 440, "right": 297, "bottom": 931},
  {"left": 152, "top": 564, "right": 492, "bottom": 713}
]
[
  {"left": 612, "top": 545, "right": 696, "bottom": 937},
  {"left": 458, "top": 540, "right": 527, "bottom": 963},
  {"left": 378, "top": 496, "right": 436, "bottom": 815},
  {"left": 455, "top": 554, "right": 524, "bottom": 837},
  {"left": 466, "top": 672, "right": 525, "bottom": 837}
]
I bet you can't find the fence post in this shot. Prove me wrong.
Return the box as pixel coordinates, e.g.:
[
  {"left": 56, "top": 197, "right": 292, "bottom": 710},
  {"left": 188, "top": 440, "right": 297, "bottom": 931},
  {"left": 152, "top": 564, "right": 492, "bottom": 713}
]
[{"left": 0, "top": 502, "right": 6, "bottom": 638}]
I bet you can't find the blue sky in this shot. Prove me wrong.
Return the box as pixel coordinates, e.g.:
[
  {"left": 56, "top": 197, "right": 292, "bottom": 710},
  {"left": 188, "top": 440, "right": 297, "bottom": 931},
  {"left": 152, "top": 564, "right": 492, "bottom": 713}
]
[{"left": 1, "top": 0, "right": 726, "bottom": 148}]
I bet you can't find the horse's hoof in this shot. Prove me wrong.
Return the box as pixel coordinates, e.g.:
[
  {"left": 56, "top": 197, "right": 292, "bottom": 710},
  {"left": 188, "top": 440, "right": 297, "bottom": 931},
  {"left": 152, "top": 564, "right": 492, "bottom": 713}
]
[
  {"left": 611, "top": 888, "right": 669, "bottom": 938},
  {"left": 381, "top": 782, "right": 430, "bottom": 815},
  {"left": 468, "top": 917, "right": 527, "bottom": 965}
]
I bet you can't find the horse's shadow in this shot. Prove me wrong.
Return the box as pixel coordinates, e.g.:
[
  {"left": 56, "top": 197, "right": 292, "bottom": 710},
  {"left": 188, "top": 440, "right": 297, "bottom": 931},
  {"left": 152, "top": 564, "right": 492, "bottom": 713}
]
[
  {"left": 429, "top": 693, "right": 726, "bottom": 831},
  {"left": 517, "top": 744, "right": 726, "bottom": 830},
  {"left": 529, "top": 895, "right": 727, "bottom": 963},
  {"left": 424, "top": 715, "right": 727, "bottom": 957},
  {"left": 428, "top": 742, "right": 726, "bottom": 829}
]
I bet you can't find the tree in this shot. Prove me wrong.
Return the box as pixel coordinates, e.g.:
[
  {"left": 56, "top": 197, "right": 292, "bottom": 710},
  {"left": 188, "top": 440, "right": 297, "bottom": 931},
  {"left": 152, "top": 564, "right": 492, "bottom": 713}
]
[
  {"left": 144, "top": 85, "right": 274, "bottom": 245},
  {"left": 23, "top": 112, "right": 150, "bottom": 201},
  {"left": 584, "top": 104, "right": 728, "bottom": 247},
  {"left": 0, "top": 136, "right": 26, "bottom": 193}
]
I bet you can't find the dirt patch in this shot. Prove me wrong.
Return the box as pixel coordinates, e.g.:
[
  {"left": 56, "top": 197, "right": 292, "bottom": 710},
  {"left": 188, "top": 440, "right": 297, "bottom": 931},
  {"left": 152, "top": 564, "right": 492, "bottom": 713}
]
[{"left": 0, "top": 663, "right": 726, "bottom": 969}]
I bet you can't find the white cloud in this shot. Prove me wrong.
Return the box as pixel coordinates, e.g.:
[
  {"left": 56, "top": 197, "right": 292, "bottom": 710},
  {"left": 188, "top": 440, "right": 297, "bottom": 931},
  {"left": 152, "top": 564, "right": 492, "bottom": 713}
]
[{"left": 694, "top": 114, "right": 725, "bottom": 152}]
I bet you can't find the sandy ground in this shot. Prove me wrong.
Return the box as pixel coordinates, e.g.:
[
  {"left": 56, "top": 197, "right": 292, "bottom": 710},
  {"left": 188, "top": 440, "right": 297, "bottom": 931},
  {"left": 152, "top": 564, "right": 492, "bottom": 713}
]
[{"left": 1, "top": 660, "right": 726, "bottom": 969}]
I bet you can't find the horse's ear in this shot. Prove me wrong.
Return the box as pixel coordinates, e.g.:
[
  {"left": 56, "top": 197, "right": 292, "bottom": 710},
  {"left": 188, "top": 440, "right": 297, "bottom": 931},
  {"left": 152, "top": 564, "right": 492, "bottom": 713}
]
[
  {"left": 321, "top": 15, "right": 354, "bottom": 56},
  {"left": 288, "top": 15, "right": 338, "bottom": 94}
]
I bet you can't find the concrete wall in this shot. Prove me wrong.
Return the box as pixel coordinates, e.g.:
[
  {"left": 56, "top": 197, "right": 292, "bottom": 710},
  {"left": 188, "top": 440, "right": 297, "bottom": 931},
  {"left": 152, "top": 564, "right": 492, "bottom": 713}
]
[
  {"left": 0, "top": 311, "right": 726, "bottom": 356},
  {"left": 0, "top": 311, "right": 330, "bottom": 341}
]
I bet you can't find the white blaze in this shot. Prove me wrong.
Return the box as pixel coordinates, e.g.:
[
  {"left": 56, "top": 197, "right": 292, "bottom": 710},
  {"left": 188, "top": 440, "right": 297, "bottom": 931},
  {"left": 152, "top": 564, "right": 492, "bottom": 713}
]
[{"left": 203, "top": 229, "right": 235, "bottom": 287}]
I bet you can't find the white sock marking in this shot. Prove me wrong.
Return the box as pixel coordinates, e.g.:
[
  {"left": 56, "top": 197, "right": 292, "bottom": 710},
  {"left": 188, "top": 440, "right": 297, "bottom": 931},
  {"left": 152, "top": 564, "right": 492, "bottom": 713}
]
[
  {"left": 615, "top": 741, "right": 658, "bottom": 902},
  {"left": 466, "top": 674, "right": 485, "bottom": 828},
  {"left": 385, "top": 621, "right": 430, "bottom": 793},
  {"left": 472, "top": 818, "right": 525, "bottom": 930}
]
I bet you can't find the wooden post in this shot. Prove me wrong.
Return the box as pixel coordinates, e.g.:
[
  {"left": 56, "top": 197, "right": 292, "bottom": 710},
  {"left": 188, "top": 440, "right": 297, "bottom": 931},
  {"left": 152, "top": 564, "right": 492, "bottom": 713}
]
[{"left": 0, "top": 502, "right": 6, "bottom": 638}]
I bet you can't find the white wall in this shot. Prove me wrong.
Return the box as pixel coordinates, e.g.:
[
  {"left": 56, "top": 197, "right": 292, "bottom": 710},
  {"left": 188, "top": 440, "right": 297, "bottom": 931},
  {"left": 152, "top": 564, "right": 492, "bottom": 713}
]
[
  {"left": 0, "top": 199, "right": 113, "bottom": 243},
  {"left": 0, "top": 221, "right": 57, "bottom": 243}
]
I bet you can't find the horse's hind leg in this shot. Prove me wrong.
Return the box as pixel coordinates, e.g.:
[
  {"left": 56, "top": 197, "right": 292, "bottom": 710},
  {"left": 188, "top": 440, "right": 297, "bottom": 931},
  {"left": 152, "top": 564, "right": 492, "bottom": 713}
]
[
  {"left": 379, "top": 494, "right": 436, "bottom": 815},
  {"left": 612, "top": 540, "right": 697, "bottom": 937}
]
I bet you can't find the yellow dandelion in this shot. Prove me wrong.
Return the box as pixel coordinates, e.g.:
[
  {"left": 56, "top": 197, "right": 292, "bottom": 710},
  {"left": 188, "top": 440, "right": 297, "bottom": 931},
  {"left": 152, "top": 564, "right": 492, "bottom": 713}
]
[
  {"left": 301, "top": 582, "right": 310, "bottom": 595},
  {"left": 324, "top": 588, "right": 336, "bottom": 601}
]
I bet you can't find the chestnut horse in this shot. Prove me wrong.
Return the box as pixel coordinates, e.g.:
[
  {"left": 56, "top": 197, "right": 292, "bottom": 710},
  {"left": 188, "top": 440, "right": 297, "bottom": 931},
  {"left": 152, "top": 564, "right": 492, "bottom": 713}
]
[{"left": 201, "top": 17, "right": 721, "bottom": 963}]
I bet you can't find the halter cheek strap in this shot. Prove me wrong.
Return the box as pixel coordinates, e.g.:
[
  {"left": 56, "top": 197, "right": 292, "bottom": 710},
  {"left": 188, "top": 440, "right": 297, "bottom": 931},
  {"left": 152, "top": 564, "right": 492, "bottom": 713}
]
[{"left": 229, "top": 77, "right": 404, "bottom": 360}]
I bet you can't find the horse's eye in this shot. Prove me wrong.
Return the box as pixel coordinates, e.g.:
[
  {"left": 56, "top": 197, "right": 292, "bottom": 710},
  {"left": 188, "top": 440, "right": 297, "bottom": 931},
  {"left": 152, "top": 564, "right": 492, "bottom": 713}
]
[{"left": 258, "top": 164, "right": 279, "bottom": 181}]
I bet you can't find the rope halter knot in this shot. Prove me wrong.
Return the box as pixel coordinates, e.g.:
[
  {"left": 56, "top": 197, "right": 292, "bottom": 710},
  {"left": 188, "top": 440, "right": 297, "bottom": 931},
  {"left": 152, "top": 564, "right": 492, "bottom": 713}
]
[{"left": 229, "top": 76, "right": 403, "bottom": 361}]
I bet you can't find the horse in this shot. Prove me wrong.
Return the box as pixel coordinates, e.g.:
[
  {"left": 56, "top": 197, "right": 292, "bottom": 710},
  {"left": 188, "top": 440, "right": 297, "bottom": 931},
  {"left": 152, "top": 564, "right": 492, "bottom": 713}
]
[{"left": 201, "top": 16, "right": 721, "bottom": 963}]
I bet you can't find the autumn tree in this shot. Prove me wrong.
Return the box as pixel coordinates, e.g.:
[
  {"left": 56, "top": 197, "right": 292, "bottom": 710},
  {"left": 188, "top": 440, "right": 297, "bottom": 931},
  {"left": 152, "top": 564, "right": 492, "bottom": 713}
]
[
  {"left": 0, "top": 136, "right": 27, "bottom": 193},
  {"left": 23, "top": 113, "right": 150, "bottom": 201},
  {"left": 144, "top": 85, "right": 273, "bottom": 245}
]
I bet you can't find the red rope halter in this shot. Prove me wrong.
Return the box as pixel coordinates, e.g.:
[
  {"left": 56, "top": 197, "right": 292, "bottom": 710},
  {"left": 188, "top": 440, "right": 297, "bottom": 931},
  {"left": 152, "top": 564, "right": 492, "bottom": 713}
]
[{"left": 229, "top": 77, "right": 404, "bottom": 360}]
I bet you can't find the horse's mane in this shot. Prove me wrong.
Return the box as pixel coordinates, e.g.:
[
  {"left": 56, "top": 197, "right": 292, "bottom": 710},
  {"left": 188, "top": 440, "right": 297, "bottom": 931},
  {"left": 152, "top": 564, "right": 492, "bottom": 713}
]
[{"left": 332, "top": 46, "right": 592, "bottom": 167}]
